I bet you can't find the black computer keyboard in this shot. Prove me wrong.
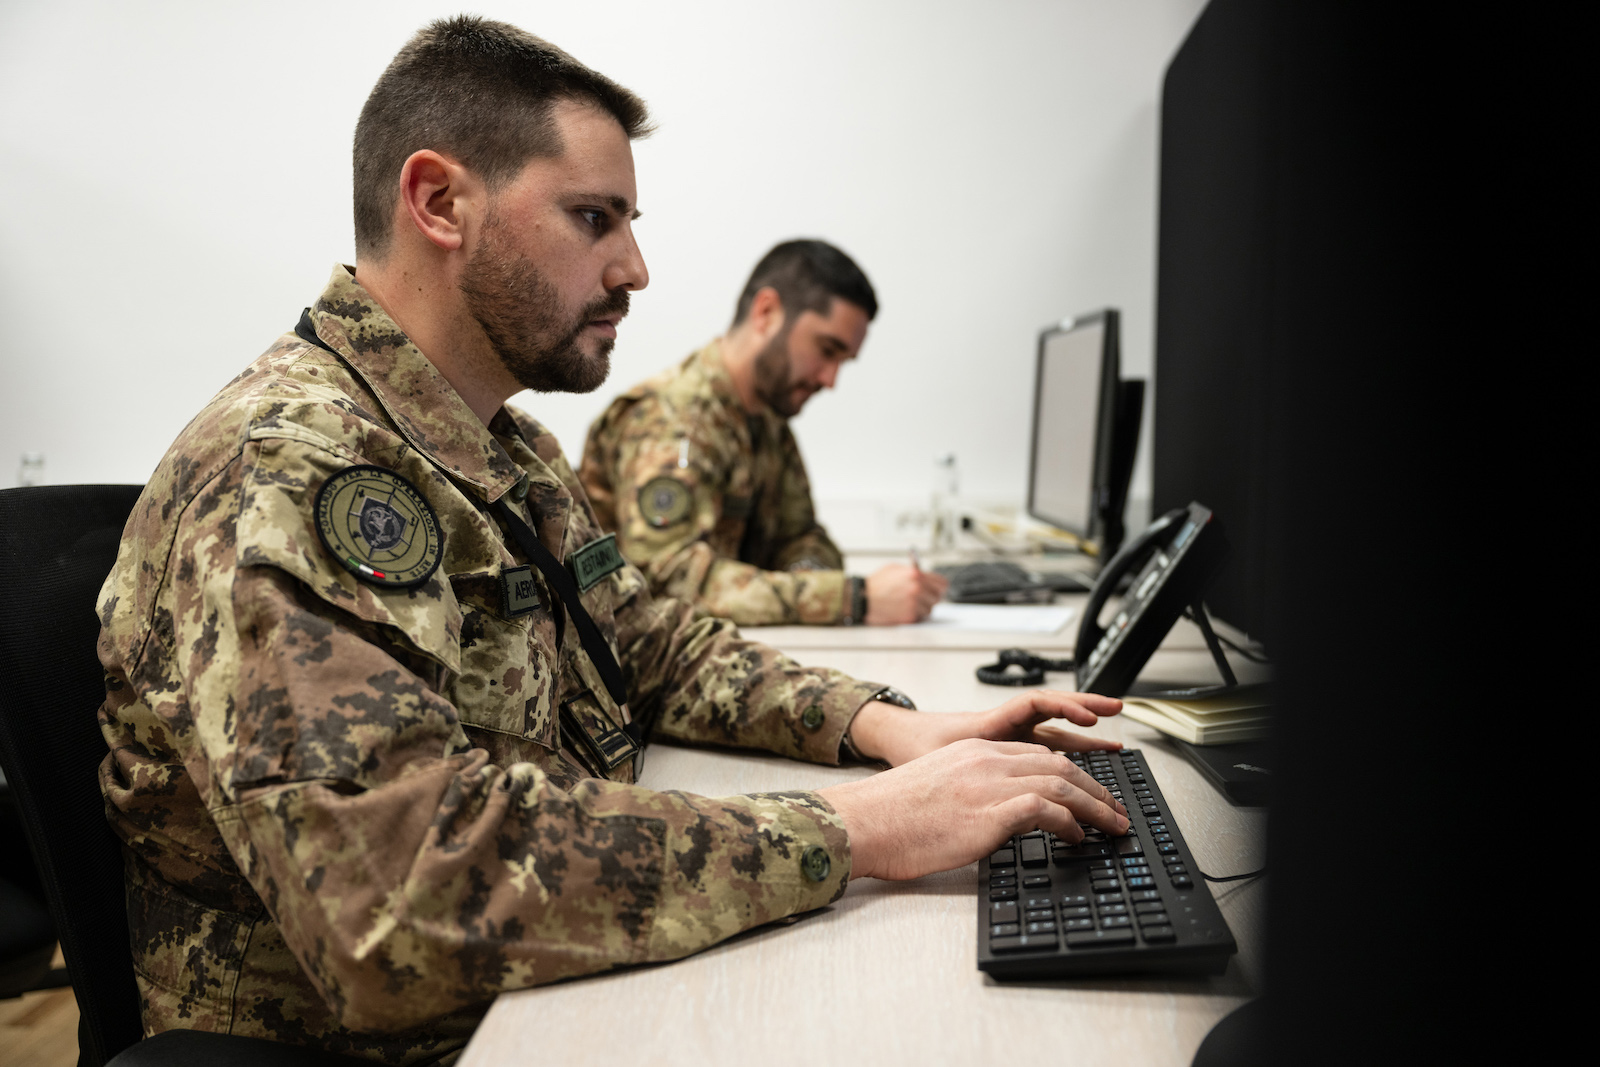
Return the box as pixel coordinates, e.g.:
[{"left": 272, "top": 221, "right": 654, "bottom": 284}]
[
  {"left": 977, "top": 748, "right": 1236, "bottom": 978},
  {"left": 937, "top": 561, "right": 1091, "bottom": 603}
]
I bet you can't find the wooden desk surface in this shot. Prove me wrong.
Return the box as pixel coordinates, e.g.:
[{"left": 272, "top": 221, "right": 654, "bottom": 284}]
[
  {"left": 460, "top": 644, "right": 1267, "bottom": 1067},
  {"left": 743, "top": 593, "right": 1263, "bottom": 658}
]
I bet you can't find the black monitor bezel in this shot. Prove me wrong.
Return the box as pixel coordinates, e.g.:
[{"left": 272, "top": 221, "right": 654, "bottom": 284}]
[{"left": 1026, "top": 308, "right": 1121, "bottom": 544}]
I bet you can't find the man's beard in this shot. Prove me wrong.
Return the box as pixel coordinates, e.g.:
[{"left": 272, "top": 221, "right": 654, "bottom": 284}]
[
  {"left": 458, "top": 219, "right": 629, "bottom": 395},
  {"left": 751, "top": 326, "right": 812, "bottom": 417}
]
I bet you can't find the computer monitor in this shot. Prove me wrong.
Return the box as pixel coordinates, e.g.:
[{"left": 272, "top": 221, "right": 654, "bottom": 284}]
[{"left": 1026, "top": 309, "right": 1143, "bottom": 559}]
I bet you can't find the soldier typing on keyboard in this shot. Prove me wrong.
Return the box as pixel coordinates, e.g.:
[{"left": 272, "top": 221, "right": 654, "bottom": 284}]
[{"left": 95, "top": 18, "right": 1127, "bottom": 1062}]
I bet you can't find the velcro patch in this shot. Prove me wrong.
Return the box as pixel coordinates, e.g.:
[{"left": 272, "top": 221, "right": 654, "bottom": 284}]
[
  {"left": 560, "top": 691, "right": 638, "bottom": 776},
  {"left": 314, "top": 465, "right": 443, "bottom": 588},
  {"left": 501, "top": 565, "right": 540, "bottom": 616},
  {"left": 569, "top": 533, "right": 624, "bottom": 592},
  {"left": 638, "top": 476, "right": 692, "bottom": 528}
]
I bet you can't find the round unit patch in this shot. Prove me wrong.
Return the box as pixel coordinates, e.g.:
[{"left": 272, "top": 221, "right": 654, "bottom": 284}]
[
  {"left": 314, "top": 465, "right": 443, "bottom": 588},
  {"left": 638, "top": 476, "right": 692, "bottom": 528}
]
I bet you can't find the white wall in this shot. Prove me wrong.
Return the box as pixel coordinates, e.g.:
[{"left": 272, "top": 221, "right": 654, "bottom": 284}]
[{"left": 0, "top": 0, "right": 1204, "bottom": 543}]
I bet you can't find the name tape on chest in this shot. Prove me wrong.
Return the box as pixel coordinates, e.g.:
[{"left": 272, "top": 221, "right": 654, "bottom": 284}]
[
  {"left": 314, "top": 466, "right": 443, "bottom": 587},
  {"left": 638, "top": 476, "right": 692, "bottom": 528},
  {"left": 569, "top": 533, "right": 624, "bottom": 592}
]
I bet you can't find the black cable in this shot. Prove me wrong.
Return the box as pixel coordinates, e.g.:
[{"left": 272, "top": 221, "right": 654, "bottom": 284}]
[{"left": 1199, "top": 867, "right": 1266, "bottom": 883}]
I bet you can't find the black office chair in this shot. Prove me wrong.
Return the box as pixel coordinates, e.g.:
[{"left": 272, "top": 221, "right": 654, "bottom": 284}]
[{"left": 0, "top": 486, "right": 370, "bottom": 1067}]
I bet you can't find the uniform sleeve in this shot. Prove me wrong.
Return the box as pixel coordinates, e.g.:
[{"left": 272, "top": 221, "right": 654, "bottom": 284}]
[
  {"left": 171, "top": 456, "right": 863, "bottom": 1034},
  {"left": 555, "top": 439, "right": 884, "bottom": 763},
  {"left": 604, "top": 415, "right": 848, "bottom": 627}
]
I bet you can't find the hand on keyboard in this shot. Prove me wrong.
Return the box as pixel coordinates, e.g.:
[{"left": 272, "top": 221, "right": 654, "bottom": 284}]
[
  {"left": 818, "top": 739, "right": 1131, "bottom": 881},
  {"left": 848, "top": 689, "right": 1123, "bottom": 768}
]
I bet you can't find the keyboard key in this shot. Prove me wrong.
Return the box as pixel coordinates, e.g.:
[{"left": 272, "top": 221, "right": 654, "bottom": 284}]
[
  {"left": 990, "top": 902, "right": 1019, "bottom": 923},
  {"left": 1061, "top": 906, "right": 1092, "bottom": 919},
  {"left": 1134, "top": 901, "right": 1167, "bottom": 914},
  {"left": 1066, "top": 928, "right": 1136, "bottom": 948},
  {"left": 1020, "top": 838, "right": 1049, "bottom": 867},
  {"left": 1090, "top": 879, "right": 1120, "bottom": 893},
  {"left": 1025, "top": 909, "right": 1054, "bottom": 922},
  {"left": 1137, "top": 911, "right": 1169, "bottom": 926},
  {"left": 1094, "top": 893, "right": 1125, "bottom": 906},
  {"left": 1024, "top": 896, "right": 1055, "bottom": 910},
  {"left": 991, "top": 933, "right": 1057, "bottom": 954},
  {"left": 989, "top": 875, "right": 1017, "bottom": 888},
  {"left": 1027, "top": 920, "right": 1058, "bottom": 934},
  {"left": 990, "top": 888, "right": 1018, "bottom": 900},
  {"left": 1127, "top": 877, "right": 1157, "bottom": 889},
  {"left": 1129, "top": 890, "right": 1162, "bottom": 903},
  {"left": 1170, "top": 875, "right": 1194, "bottom": 889},
  {"left": 1023, "top": 875, "right": 1051, "bottom": 888},
  {"left": 1062, "top": 917, "right": 1095, "bottom": 931},
  {"left": 989, "top": 848, "right": 1016, "bottom": 868},
  {"left": 1114, "top": 837, "right": 1144, "bottom": 856},
  {"left": 1141, "top": 926, "right": 1176, "bottom": 942},
  {"left": 991, "top": 923, "right": 1020, "bottom": 937},
  {"left": 1099, "top": 915, "right": 1131, "bottom": 929},
  {"left": 1059, "top": 893, "right": 1090, "bottom": 907}
]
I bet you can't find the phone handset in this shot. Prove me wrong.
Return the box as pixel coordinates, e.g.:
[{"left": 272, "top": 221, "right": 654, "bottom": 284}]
[{"left": 1073, "top": 506, "right": 1188, "bottom": 661}]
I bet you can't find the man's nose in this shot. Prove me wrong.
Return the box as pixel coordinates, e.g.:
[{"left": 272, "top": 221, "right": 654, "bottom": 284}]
[{"left": 603, "top": 229, "right": 649, "bottom": 292}]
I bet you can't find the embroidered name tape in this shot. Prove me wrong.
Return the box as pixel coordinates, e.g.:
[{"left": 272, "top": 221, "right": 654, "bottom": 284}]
[
  {"left": 502, "top": 565, "right": 540, "bottom": 616},
  {"left": 314, "top": 465, "right": 442, "bottom": 588},
  {"left": 569, "top": 533, "right": 624, "bottom": 592}
]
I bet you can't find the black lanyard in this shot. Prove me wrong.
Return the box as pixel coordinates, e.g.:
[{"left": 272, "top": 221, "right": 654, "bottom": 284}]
[
  {"left": 490, "top": 498, "right": 635, "bottom": 737},
  {"left": 295, "top": 309, "right": 637, "bottom": 744}
]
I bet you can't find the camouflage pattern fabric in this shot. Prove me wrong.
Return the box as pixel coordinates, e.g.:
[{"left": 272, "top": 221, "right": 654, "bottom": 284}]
[
  {"left": 580, "top": 343, "right": 849, "bottom": 625},
  {"left": 96, "top": 265, "right": 883, "bottom": 1064}
]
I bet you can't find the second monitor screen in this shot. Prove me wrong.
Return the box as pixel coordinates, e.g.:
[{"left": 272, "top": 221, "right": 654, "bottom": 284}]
[{"left": 1029, "top": 317, "right": 1109, "bottom": 538}]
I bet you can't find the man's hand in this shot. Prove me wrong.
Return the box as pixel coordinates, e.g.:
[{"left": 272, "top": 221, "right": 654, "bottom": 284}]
[
  {"left": 864, "top": 563, "right": 948, "bottom": 625},
  {"left": 818, "top": 739, "right": 1131, "bottom": 881},
  {"left": 848, "top": 689, "right": 1123, "bottom": 768}
]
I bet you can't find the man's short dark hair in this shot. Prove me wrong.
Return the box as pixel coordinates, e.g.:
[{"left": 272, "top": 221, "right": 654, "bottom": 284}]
[
  {"left": 731, "top": 239, "right": 879, "bottom": 327},
  {"left": 354, "top": 16, "right": 653, "bottom": 259}
]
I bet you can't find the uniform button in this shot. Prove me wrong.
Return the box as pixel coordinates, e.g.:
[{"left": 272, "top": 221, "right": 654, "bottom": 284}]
[
  {"left": 801, "top": 705, "right": 825, "bottom": 730},
  {"left": 508, "top": 477, "right": 530, "bottom": 503},
  {"left": 801, "top": 846, "right": 831, "bottom": 882}
]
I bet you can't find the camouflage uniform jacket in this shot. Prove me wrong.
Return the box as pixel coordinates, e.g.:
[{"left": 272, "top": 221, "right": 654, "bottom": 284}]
[
  {"left": 96, "top": 266, "right": 883, "bottom": 1064},
  {"left": 580, "top": 343, "right": 849, "bottom": 626}
]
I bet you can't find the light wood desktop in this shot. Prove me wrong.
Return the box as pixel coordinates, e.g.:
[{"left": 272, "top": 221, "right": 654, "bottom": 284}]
[{"left": 459, "top": 626, "right": 1268, "bottom": 1067}]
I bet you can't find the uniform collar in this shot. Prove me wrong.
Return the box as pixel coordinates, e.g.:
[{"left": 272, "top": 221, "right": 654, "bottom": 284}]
[
  {"left": 306, "top": 265, "right": 526, "bottom": 501},
  {"left": 699, "top": 339, "right": 784, "bottom": 440}
]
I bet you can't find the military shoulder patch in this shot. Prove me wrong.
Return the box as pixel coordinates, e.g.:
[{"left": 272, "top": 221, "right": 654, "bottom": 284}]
[
  {"left": 638, "top": 476, "right": 692, "bottom": 528},
  {"left": 314, "top": 465, "right": 443, "bottom": 588},
  {"left": 569, "top": 533, "right": 624, "bottom": 592}
]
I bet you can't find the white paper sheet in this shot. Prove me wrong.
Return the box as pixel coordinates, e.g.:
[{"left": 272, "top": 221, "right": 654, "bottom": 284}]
[{"left": 904, "top": 602, "right": 1078, "bottom": 634}]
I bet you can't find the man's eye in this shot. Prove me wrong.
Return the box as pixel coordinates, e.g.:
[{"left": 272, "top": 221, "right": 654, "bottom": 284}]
[{"left": 578, "top": 208, "right": 606, "bottom": 230}]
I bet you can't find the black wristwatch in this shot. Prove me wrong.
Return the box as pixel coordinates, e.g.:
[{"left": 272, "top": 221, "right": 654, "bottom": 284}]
[
  {"left": 843, "top": 575, "right": 868, "bottom": 625},
  {"left": 842, "top": 686, "right": 918, "bottom": 764}
]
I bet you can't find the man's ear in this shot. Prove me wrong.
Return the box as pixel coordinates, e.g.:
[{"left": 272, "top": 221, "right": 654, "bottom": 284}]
[
  {"left": 749, "top": 286, "right": 787, "bottom": 344},
  {"left": 397, "top": 150, "right": 478, "bottom": 252}
]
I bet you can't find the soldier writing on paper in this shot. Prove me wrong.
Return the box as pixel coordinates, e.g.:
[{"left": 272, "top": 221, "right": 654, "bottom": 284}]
[
  {"left": 582, "top": 241, "right": 950, "bottom": 626},
  {"left": 96, "top": 17, "right": 1126, "bottom": 1063}
]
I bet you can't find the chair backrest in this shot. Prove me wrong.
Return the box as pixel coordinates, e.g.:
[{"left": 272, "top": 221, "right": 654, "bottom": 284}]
[{"left": 0, "top": 485, "right": 146, "bottom": 1067}]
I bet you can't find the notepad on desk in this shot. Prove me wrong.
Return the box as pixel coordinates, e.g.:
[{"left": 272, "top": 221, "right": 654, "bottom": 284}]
[
  {"left": 1120, "top": 689, "right": 1271, "bottom": 745},
  {"left": 912, "top": 602, "right": 1077, "bottom": 634}
]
